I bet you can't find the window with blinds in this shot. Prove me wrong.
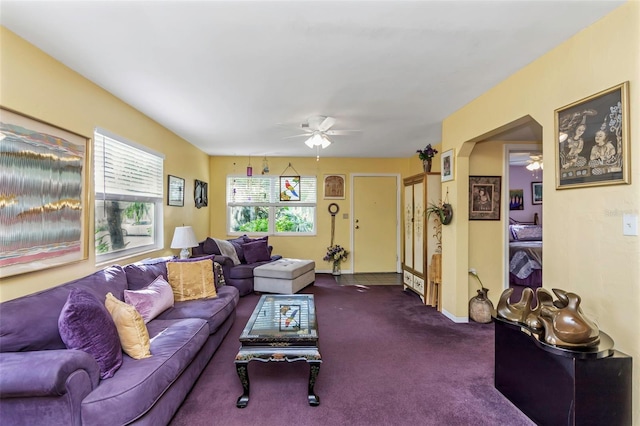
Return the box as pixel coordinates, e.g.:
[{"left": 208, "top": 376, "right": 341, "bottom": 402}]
[
  {"left": 94, "top": 129, "right": 164, "bottom": 261},
  {"left": 226, "top": 176, "right": 317, "bottom": 235}
]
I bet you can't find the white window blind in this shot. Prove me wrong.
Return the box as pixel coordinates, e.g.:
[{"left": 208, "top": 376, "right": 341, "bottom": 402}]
[
  {"left": 227, "top": 176, "right": 317, "bottom": 205},
  {"left": 94, "top": 130, "right": 164, "bottom": 200}
]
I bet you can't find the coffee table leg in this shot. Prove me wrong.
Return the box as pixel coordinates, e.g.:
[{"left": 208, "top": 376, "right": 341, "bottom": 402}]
[
  {"left": 307, "top": 361, "right": 321, "bottom": 406},
  {"left": 235, "top": 361, "right": 250, "bottom": 408}
]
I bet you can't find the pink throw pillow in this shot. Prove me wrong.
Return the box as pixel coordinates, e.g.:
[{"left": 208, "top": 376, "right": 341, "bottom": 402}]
[{"left": 124, "top": 276, "right": 174, "bottom": 323}]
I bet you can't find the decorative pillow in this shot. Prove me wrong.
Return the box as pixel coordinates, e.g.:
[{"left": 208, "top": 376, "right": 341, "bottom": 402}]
[
  {"left": 228, "top": 237, "right": 247, "bottom": 263},
  {"left": 242, "top": 239, "right": 272, "bottom": 264},
  {"left": 202, "top": 237, "right": 221, "bottom": 255},
  {"left": 104, "top": 293, "right": 151, "bottom": 360},
  {"left": 214, "top": 261, "right": 226, "bottom": 289},
  {"left": 166, "top": 259, "right": 217, "bottom": 301},
  {"left": 511, "top": 224, "right": 542, "bottom": 241},
  {"left": 58, "top": 288, "right": 122, "bottom": 379},
  {"left": 124, "top": 276, "right": 174, "bottom": 323},
  {"left": 123, "top": 258, "right": 170, "bottom": 291}
]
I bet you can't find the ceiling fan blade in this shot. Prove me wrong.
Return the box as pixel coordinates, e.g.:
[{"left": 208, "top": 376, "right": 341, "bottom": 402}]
[
  {"left": 325, "top": 129, "right": 362, "bottom": 136},
  {"left": 317, "top": 116, "right": 336, "bottom": 132},
  {"left": 283, "top": 133, "right": 312, "bottom": 139}
]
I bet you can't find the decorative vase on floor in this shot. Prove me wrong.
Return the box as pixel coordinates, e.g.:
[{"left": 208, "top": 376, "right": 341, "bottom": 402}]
[
  {"left": 332, "top": 261, "right": 341, "bottom": 276},
  {"left": 423, "top": 159, "right": 432, "bottom": 173},
  {"left": 469, "top": 288, "right": 494, "bottom": 323}
]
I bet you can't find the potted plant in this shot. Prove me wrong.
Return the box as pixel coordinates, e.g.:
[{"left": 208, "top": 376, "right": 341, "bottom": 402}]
[
  {"left": 416, "top": 144, "right": 438, "bottom": 172},
  {"left": 426, "top": 201, "right": 453, "bottom": 226}
]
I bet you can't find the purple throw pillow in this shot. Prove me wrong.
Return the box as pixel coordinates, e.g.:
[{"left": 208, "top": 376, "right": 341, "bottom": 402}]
[
  {"left": 228, "top": 237, "right": 247, "bottom": 263},
  {"left": 58, "top": 288, "right": 122, "bottom": 379},
  {"left": 124, "top": 276, "right": 174, "bottom": 323},
  {"left": 242, "top": 240, "right": 272, "bottom": 264},
  {"left": 202, "top": 237, "right": 221, "bottom": 255}
]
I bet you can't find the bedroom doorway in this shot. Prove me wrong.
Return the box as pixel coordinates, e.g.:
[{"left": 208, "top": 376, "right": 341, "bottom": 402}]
[{"left": 505, "top": 143, "right": 543, "bottom": 301}]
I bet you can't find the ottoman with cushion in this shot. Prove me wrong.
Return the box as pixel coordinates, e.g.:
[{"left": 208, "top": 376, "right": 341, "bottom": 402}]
[{"left": 253, "top": 258, "right": 316, "bottom": 294}]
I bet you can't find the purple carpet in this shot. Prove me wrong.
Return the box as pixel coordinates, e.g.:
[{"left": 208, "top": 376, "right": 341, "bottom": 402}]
[{"left": 170, "top": 274, "right": 534, "bottom": 426}]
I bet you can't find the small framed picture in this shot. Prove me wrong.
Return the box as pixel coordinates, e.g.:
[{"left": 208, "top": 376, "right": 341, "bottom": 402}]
[
  {"left": 168, "top": 175, "right": 185, "bottom": 207},
  {"left": 531, "top": 182, "right": 542, "bottom": 205},
  {"left": 469, "top": 176, "right": 501, "bottom": 221},
  {"left": 509, "top": 189, "right": 524, "bottom": 210},
  {"left": 441, "top": 149, "right": 454, "bottom": 182},
  {"left": 323, "top": 174, "right": 345, "bottom": 199},
  {"left": 555, "top": 81, "right": 630, "bottom": 189},
  {"left": 280, "top": 176, "right": 300, "bottom": 201},
  {"left": 194, "top": 179, "right": 208, "bottom": 208}
]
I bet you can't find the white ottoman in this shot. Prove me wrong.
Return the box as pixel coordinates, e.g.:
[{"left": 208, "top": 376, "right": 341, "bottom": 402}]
[{"left": 253, "top": 258, "right": 316, "bottom": 294}]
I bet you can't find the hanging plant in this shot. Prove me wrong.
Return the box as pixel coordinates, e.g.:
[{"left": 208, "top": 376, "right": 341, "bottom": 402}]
[{"left": 426, "top": 201, "right": 453, "bottom": 226}]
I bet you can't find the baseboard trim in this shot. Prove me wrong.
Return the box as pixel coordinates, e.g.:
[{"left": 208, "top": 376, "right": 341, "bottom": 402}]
[{"left": 441, "top": 309, "right": 469, "bottom": 323}]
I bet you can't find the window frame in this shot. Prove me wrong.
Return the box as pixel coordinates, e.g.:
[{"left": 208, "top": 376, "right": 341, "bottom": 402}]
[
  {"left": 226, "top": 175, "right": 317, "bottom": 236},
  {"left": 94, "top": 128, "right": 164, "bottom": 264}
]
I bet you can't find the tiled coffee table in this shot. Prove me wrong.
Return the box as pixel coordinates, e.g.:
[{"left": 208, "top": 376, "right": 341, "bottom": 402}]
[{"left": 234, "top": 294, "right": 321, "bottom": 408}]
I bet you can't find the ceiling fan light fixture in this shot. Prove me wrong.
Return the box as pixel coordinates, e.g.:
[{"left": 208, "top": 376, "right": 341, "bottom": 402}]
[{"left": 304, "top": 132, "right": 332, "bottom": 149}]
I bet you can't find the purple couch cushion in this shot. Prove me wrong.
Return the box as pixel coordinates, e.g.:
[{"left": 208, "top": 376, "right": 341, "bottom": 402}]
[
  {"left": 202, "top": 237, "right": 221, "bottom": 255},
  {"left": 80, "top": 318, "right": 209, "bottom": 425},
  {"left": 123, "top": 257, "right": 173, "bottom": 291},
  {"left": 58, "top": 289, "right": 123, "bottom": 380},
  {"left": 0, "top": 265, "right": 128, "bottom": 352},
  {"left": 242, "top": 239, "right": 272, "bottom": 264},
  {"left": 156, "top": 285, "right": 239, "bottom": 334},
  {"left": 124, "top": 276, "right": 174, "bottom": 323}
]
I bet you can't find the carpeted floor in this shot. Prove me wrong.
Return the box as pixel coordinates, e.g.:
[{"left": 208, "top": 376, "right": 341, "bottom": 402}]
[{"left": 169, "top": 274, "right": 534, "bottom": 426}]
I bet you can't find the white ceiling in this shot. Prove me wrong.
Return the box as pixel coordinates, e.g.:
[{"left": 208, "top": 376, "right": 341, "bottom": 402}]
[{"left": 1, "top": 0, "right": 624, "bottom": 159}]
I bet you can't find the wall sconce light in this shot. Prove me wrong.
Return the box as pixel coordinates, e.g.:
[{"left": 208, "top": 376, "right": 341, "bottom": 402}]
[{"left": 170, "top": 226, "right": 198, "bottom": 259}]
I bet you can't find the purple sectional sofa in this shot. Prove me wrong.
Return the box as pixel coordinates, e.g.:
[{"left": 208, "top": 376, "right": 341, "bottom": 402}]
[
  {"left": 191, "top": 235, "right": 282, "bottom": 296},
  {"left": 0, "top": 256, "right": 239, "bottom": 425}
]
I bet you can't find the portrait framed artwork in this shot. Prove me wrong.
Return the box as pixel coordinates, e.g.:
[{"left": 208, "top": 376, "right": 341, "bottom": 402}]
[
  {"left": 280, "top": 176, "right": 300, "bottom": 201},
  {"left": 441, "top": 149, "right": 455, "bottom": 182},
  {"left": 555, "top": 81, "right": 630, "bottom": 189},
  {"left": 0, "top": 107, "right": 90, "bottom": 277},
  {"left": 531, "top": 182, "right": 542, "bottom": 205},
  {"left": 194, "top": 179, "right": 208, "bottom": 208},
  {"left": 469, "top": 176, "right": 501, "bottom": 221},
  {"left": 323, "top": 174, "right": 345, "bottom": 199},
  {"left": 168, "top": 175, "right": 185, "bottom": 206}
]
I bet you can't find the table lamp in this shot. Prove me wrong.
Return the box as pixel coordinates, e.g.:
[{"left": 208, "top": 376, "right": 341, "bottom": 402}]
[{"left": 170, "top": 226, "right": 198, "bottom": 259}]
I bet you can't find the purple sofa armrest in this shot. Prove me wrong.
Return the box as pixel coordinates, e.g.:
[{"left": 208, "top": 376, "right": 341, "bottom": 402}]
[{"left": 0, "top": 350, "right": 100, "bottom": 397}]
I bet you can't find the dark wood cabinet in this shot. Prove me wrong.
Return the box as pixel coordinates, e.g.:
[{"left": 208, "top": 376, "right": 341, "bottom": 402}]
[{"left": 494, "top": 319, "right": 632, "bottom": 425}]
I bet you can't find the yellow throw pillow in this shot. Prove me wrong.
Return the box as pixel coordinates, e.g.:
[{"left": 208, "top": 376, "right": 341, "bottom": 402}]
[
  {"left": 166, "top": 259, "right": 217, "bottom": 302},
  {"left": 104, "top": 293, "right": 151, "bottom": 360}
]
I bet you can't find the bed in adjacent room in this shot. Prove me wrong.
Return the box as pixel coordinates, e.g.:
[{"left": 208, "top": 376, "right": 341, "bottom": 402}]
[{"left": 508, "top": 214, "right": 542, "bottom": 300}]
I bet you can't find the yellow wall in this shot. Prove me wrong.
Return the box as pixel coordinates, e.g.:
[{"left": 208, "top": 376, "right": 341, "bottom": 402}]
[
  {"left": 208, "top": 156, "right": 425, "bottom": 271},
  {"left": 441, "top": 2, "right": 640, "bottom": 420},
  {"left": 0, "top": 28, "right": 211, "bottom": 301}
]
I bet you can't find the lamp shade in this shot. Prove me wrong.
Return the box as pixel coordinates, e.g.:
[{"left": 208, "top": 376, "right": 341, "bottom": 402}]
[{"left": 170, "top": 226, "right": 198, "bottom": 259}]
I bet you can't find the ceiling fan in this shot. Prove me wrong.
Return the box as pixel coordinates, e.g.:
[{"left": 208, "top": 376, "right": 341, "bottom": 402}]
[
  {"left": 283, "top": 115, "right": 359, "bottom": 150},
  {"left": 526, "top": 154, "right": 543, "bottom": 171}
]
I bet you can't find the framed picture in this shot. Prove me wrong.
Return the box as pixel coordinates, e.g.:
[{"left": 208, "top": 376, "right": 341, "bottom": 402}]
[
  {"left": 531, "top": 182, "right": 542, "bottom": 205},
  {"left": 0, "top": 107, "right": 90, "bottom": 277},
  {"left": 441, "top": 149, "right": 455, "bottom": 182},
  {"left": 194, "top": 179, "right": 208, "bottom": 208},
  {"left": 168, "top": 175, "right": 185, "bottom": 206},
  {"left": 323, "top": 174, "right": 345, "bottom": 199},
  {"left": 509, "top": 189, "right": 524, "bottom": 210},
  {"left": 280, "top": 176, "right": 300, "bottom": 201},
  {"left": 555, "top": 81, "right": 630, "bottom": 189},
  {"left": 469, "top": 176, "right": 501, "bottom": 221}
]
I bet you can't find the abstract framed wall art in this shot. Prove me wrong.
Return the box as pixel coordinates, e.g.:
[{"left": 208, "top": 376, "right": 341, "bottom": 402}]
[
  {"left": 323, "top": 174, "right": 345, "bottom": 199},
  {"left": 168, "top": 175, "right": 184, "bottom": 206},
  {"left": 555, "top": 81, "right": 630, "bottom": 189},
  {"left": 531, "top": 182, "right": 542, "bottom": 205},
  {"left": 0, "top": 107, "right": 90, "bottom": 277},
  {"left": 469, "top": 176, "right": 501, "bottom": 221}
]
